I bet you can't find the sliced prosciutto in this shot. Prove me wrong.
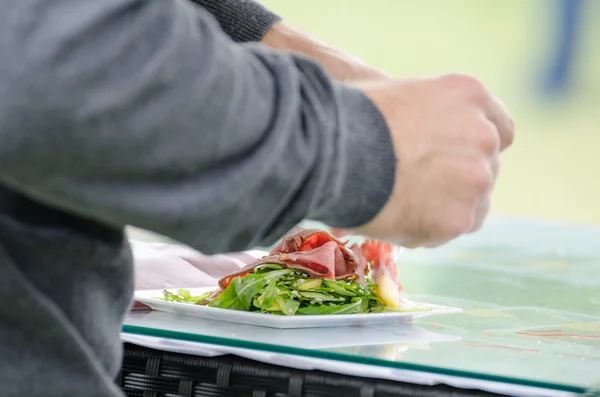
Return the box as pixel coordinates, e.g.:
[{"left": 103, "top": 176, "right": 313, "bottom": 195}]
[
  {"left": 271, "top": 228, "right": 346, "bottom": 253},
  {"left": 331, "top": 229, "right": 404, "bottom": 293},
  {"left": 271, "top": 228, "right": 361, "bottom": 273},
  {"left": 219, "top": 229, "right": 366, "bottom": 289},
  {"left": 217, "top": 228, "right": 402, "bottom": 293},
  {"left": 219, "top": 244, "right": 357, "bottom": 289}
]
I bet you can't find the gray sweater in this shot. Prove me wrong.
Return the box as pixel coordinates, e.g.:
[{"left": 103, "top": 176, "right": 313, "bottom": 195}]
[{"left": 0, "top": 0, "right": 395, "bottom": 396}]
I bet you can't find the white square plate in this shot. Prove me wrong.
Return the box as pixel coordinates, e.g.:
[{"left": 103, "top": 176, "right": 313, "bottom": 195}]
[{"left": 134, "top": 288, "right": 462, "bottom": 329}]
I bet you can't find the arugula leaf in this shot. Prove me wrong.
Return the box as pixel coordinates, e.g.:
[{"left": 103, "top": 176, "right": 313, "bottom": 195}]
[
  {"left": 322, "top": 280, "right": 359, "bottom": 296},
  {"left": 209, "top": 269, "right": 293, "bottom": 310},
  {"left": 253, "top": 264, "right": 283, "bottom": 273},
  {"left": 275, "top": 297, "right": 300, "bottom": 315},
  {"left": 210, "top": 275, "right": 264, "bottom": 310},
  {"left": 162, "top": 267, "right": 410, "bottom": 316},
  {"left": 160, "top": 290, "right": 179, "bottom": 302},
  {"left": 297, "top": 297, "right": 370, "bottom": 315},
  {"left": 298, "top": 291, "right": 340, "bottom": 302},
  {"left": 188, "top": 291, "right": 213, "bottom": 304},
  {"left": 158, "top": 289, "right": 213, "bottom": 304},
  {"left": 255, "top": 279, "right": 279, "bottom": 309}
]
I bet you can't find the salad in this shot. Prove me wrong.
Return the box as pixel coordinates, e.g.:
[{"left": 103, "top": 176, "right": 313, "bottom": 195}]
[{"left": 157, "top": 228, "right": 429, "bottom": 315}]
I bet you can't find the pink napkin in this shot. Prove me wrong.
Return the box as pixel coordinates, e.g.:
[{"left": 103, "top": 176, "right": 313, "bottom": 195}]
[{"left": 131, "top": 241, "right": 266, "bottom": 309}]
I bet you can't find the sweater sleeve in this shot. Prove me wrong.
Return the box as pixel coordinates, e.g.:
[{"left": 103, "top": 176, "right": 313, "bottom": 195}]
[
  {"left": 188, "top": 0, "right": 281, "bottom": 42},
  {"left": 0, "top": 0, "right": 395, "bottom": 254}
]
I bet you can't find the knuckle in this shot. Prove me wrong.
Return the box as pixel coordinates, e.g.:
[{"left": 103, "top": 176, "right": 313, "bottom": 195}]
[
  {"left": 470, "top": 166, "right": 494, "bottom": 191},
  {"left": 494, "top": 97, "right": 516, "bottom": 133},
  {"left": 472, "top": 121, "right": 500, "bottom": 154},
  {"left": 504, "top": 116, "right": 516, "bottom": 146},
  {"left": 442, "top": 73, "right": 486, "bottom": 96}
]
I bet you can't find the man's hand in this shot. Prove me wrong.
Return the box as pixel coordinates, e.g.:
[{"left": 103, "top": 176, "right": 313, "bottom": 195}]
[
  {"left": 355, "top": 74, "right": 514, "bottom": 248},
  {"left": 262, "top": 21, "right": 388, "bottom": 82},
  {"left": 261, "top": 23, "right": 513, "bottom": 248}
]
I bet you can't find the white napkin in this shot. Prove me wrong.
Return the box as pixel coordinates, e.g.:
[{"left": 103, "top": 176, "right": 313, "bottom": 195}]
[{"left": 130, "top": 240, "right": 266, "bottom": 308}]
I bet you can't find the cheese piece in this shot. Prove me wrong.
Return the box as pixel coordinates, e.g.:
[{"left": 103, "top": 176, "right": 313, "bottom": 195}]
[{"left": 375, "top": 271, "right": 401, "bottom": 308}]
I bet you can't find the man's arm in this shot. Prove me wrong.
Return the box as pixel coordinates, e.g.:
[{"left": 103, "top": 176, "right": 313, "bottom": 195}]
[
  {"left": 189, "top": 0, "right": 280, "bottom": 42},
  {"left": 0, "top": 0, "right": 395, "bottom": 254},
  {"left": 262, "top": 21, "right": 389, "bottom": 81},
  {"left": 190, "top": 0, "right": 387, "bottom": 81}
]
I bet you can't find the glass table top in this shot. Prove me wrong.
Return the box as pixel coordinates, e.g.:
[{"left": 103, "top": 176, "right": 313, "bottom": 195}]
[{"left": 123, "top": 216, "right": 600, "bottom": 395}]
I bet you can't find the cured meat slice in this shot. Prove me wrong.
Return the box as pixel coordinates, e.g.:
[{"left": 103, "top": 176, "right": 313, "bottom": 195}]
[{"left": 219, "top": 241, "right": 355, "bottom": 289}]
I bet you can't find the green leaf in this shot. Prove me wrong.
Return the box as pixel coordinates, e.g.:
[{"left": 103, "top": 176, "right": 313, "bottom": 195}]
[
  {"left": 297, "top": 298, "right": 370, "bottom": 315},
  {"left": 210, "top": 274, "right": 263, "bottom": 310},
  {"left": 298, "top": 291, "right": 339, "bottom": 302},
  {"left": 253, "top": 264, "right": 283, "bottom": 273},
  {"left": 322, "top": 280, "right": 359, "bottom": 296},
  {"left": 161, "top": 289, "right": 178, "bottom": 302},
  {"left": 233, "top": 274, "right": 266, "bottom": 308},
  {"left": 204, "top": 267, "right": 408, "bottom": 316},
  {"left": 209, "top": 269, "right": 293, "bottom": 311},
  {"left": 157, "top": 289, "right": 214, "bottom": 304},
  {"left": 188, "top": 290, "right": 213, "bottom": 304},
  {"left": 256, "top": 279, "right": 279, "bottom": 309},
  {"left": 275, "top": 297, "right": 300, "bottom": 315}
]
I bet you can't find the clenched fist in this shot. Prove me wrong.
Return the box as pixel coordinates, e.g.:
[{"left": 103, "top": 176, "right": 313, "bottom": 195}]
[{"left": 355, "top": 74, "right": 514, "bottom": 248}]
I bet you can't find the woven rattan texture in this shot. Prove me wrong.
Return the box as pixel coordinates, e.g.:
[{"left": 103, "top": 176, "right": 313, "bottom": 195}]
[{"left": 117, "top": 343, "right": 505, "bottom": 397}]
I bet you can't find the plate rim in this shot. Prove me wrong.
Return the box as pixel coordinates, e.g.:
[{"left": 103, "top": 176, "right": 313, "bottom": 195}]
[{"left": 134, "top": 288, "right": 463, "bottom": 323}]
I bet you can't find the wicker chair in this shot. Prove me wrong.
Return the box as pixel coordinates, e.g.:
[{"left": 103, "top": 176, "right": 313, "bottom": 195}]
[{"left": 117, "top": 343, "right": 505, "bottom": 397}]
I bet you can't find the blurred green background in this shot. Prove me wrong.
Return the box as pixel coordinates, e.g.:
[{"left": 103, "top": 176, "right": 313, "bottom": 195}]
[{"left": 263, "top": 0, "right": 600, "bottom": 225}]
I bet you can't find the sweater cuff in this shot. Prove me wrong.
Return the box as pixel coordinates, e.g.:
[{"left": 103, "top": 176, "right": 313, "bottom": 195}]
[
  {"left": 310, "top": 84, "right": 396, "bottom": 229},
  {"left": 189, "top": 0, "right": 281, "bottom": 43}
]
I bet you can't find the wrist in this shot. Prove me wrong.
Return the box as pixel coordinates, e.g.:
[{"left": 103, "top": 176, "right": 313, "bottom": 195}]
[
  {"left": 262, "top": 21, "right": 316, "bottom": 54},
  {"left": 262, "top": 22, "right": 388, "bottom": 82},
  {"left": 308, "top": 84, "right": 396, "bottom": 229}
]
